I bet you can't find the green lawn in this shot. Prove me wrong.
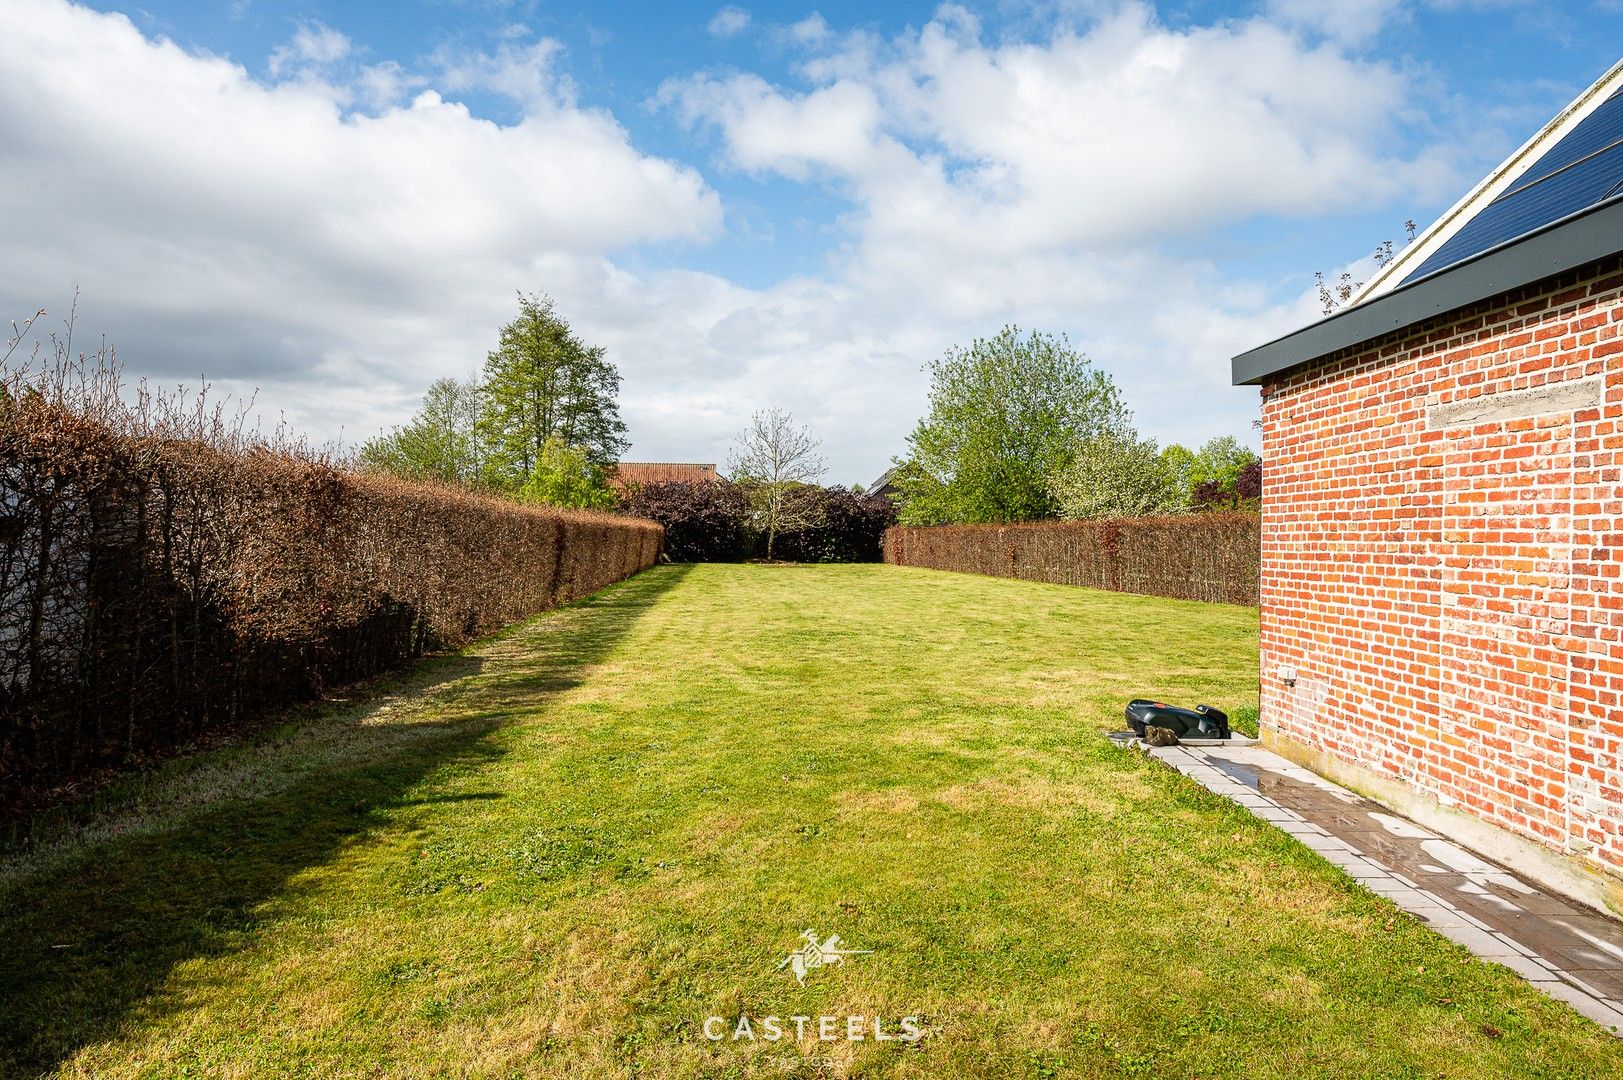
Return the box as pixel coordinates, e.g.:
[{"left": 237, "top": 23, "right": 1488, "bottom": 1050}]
[{"left": 2, "top": 564, "right": 1618, "bottom": 1077}]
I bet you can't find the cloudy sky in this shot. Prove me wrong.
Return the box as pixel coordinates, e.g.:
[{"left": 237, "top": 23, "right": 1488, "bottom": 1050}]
[{"left": 3, "top": 0, "right": 1620, "bottom": 482}]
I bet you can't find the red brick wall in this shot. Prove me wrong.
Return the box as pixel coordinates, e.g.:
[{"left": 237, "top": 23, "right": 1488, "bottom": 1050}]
[{"left": 1260, "top": 256, "right": 1623, "bottom": 882}]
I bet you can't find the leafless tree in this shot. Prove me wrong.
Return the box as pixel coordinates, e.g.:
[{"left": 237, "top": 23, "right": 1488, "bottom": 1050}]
[{"left": 727, "top": 408, "right": 825, "bottom": 559}]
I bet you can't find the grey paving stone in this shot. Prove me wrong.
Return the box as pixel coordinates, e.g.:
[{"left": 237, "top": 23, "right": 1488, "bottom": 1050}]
[
  {"left": 1403, "top": 903, "right": 1491, "bottom": 930},
  {"left": 1364, "top": 880, "right": 1424, "bottom": 900},
  {"left": 1491, "top": 952, "right": 1560, "bottom": 982},
  {"left": 1299, "top": 833, "right": 1356, "bottom": 854},
  {"left": 1435, "top": 923, "right": 1524, "bottom": 957},
  {"left": 1328, "top": 854, "right": 1387, "bottom": 878},
  {"left": 1530, "top": 981, "right": 1623, "bottom": 1030},
  {"left": 1153, "top": 744, "right": 1623, "bottom": 1040}
]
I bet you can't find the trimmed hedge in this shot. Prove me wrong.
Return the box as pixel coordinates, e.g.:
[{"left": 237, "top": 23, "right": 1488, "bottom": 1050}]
[
  {"left": 0, "top": 392, "right": 661, "bottom": 815},
  {"left": 883, "top": 514, "right": 1259, "bottom": 605}
]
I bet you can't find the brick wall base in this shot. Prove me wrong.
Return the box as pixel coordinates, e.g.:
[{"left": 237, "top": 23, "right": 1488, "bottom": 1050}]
[{"left": 1263, "top": 727, "right": 1623, "bottom": 918}]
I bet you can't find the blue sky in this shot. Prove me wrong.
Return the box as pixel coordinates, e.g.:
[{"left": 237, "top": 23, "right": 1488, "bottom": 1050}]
[{"left": 8, "top": 1, "right": 1623, "bottom": 480}]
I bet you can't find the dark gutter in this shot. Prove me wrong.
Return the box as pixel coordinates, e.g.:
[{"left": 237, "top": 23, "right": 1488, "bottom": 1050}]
[{"left": 1232, "top": 193, "right": 1623, "bottom": 386}]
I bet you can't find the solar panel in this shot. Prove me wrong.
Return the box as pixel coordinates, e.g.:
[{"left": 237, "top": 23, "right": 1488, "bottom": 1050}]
[{"left": 1400, "top": 86, "right": 1623, "bottom": 285}]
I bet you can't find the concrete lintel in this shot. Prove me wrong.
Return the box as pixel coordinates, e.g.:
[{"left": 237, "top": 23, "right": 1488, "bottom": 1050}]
[{"left": 1427, "top": 375, "right": 1603, "bottom": 430}]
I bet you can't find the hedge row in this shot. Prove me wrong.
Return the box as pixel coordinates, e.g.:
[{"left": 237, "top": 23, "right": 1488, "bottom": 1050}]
[
  {"left": 883, "top": 514, "right": 1259, "bottom": 605},
  {"left": 0, "top": 393, "right": 661, "bottom": 816}
]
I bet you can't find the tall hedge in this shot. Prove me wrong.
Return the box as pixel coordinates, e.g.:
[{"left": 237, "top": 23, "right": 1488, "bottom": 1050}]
[
  {"left": 0, "top": 383, "right": 661, "bottom": 815},
  {"left": 883, "top": 514, "right": 1258, "bottom": 605}
]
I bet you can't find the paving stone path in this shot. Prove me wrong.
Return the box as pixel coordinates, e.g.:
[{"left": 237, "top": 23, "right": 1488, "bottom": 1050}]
[{"left": 1144, "top": 740, "right": 1623, "bottom": 1036}]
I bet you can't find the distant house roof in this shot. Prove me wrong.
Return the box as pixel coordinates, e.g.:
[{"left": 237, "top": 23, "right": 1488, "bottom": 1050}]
[
  {"left": 867, "top": 466, "right": 899, "bottom": 498},
  {"left": 1234, "top": 58, "right": 1623, "bottom": 387},
  {"left": 608, "top": 462, "right": 719, "bottom": 490}
]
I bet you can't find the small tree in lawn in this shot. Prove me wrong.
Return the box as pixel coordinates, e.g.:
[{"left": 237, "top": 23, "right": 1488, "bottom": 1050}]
[{"left": 727, "top": 408, "right": 826, "bottom": 560}]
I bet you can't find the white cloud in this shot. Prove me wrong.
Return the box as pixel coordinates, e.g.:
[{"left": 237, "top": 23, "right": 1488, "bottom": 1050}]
[
  {"left": 268, "top": 21, "right": 351, "bottom": 78},
  {"left": 707, "top": 6, "right": 750, "bottom": 38},
  {"left": 1263, "top": 0, "right": 1408, "bottom": 44},
  {"left": 786, "top": 13, "right": 833, "bottom": 47},
  {"left": 649, "top": 3, "right": 1460, "bottom": 468},
  {"left": 0, "top": 0, "right": 1465, "bottom": 482},
  {"left": 431, "top": 37, "right": 577, "bottom": 112},
  {"left": 665, "top": 4, "right": 1443, "bottom": 255},
  {"left": 0, "top": 0, "right": 723, "bottom": 458},
  {"left": 354, "top": 59, "right": 422, "bottom": 111},
  {"left": 1265, "top": 0, "right": 1546, "bottom": 44}
]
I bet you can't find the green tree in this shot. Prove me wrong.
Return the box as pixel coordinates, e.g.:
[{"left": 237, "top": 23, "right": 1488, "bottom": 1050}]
[
  {"left": 1158, "top": 443, "right": 1198, "bottom": 508},
  {"left": 1050, "top": 431, "right": 1180, "bottom": 520},
  {"left": 478, "top": 293, "right": 627, "bottom": 490},
  {"left": 360, "top": 376, "right": 481, "bottom": 485},
  {"left": 1188, "top": 436, "right": 1259, "bottom": 492},
  {"left": 515, "top": 436, "right": 617, "bottom": 510},
  {"left": 896, "top": 326, "right": 1129, "bottom": 524}
]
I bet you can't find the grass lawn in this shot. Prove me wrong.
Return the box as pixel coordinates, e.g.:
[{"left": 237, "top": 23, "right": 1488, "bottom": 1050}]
[{"left": 2, "top": 563, "right": 1619, "bottom": 1077}]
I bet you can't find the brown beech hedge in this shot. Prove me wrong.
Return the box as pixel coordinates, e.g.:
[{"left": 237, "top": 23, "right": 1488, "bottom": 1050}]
[
  {"left": 0, "top": 363, "right": 661, "bottom": 814},
  {"left": 883, "top": 514, "right": 1259, "bottom": 606}
]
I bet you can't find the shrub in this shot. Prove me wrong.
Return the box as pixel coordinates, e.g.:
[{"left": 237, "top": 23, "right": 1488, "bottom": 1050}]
[
  {"left": 1192, "top": 459, "right": 1262, "bottom": 511},
  {"left": 1049, "top": 431, "right": 1181, "bottom": 520},
  {"left": 621, "top": 480, "right": 749, "bottom": 562},
  {"left": 774, "top": 487, "right": 896, "bottom": 563},
  {"left": 1234, "top": 459, "right": 1262, "bottom": 502}
]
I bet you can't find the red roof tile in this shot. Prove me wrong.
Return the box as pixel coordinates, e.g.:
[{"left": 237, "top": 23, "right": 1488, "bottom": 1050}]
[{"left": 608, "top": 462, "right": 720, "bottom": 490}]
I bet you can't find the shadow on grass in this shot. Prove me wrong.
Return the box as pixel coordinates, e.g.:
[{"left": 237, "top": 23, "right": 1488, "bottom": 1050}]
[{"left": 0, "top": 565, "right": 688, "bottom": 1076}]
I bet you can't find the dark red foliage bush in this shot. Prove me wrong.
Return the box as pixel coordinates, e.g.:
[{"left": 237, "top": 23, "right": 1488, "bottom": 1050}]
[
  {"left": 774, "top": 487, "right": 896, "bottom": 563},
  {"left": 1234, "top": 459, "right": 1262, "bottom": 501},
  {"left": 1191, "top": 478, "right": 1227, "bottom": 509},
  {"left": 620, "top": 480, "right": 749, "bottom": 562}
]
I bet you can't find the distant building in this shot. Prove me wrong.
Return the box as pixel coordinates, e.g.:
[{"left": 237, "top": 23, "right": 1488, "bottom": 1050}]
[
  {"left": 865, "top": 467, "right": 900, "bottom": 499},
  {"left": 608, "top": 462, "right": 719, "bottom": 494}
]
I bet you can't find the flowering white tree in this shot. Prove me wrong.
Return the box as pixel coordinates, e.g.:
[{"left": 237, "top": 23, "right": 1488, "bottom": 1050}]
[{"left": 1049, "top": 431, "right": 1180, "bottom": 520}]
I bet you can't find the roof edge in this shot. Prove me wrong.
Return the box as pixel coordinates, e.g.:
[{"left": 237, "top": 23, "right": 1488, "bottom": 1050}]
[
  {"left": 1232, "top": 194, "right": 1623, "bottom": 387},
  {"left": 1349, "top": 58, "right": 1623, "bottom": 305}
]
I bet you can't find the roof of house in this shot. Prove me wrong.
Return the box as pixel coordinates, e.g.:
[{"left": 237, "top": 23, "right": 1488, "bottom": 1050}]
[
  {"left": 608, "top": 462, "right": 719, "bottom": 488},
  {"left": 1234, "top": 58, "right": 1623, "bottom": 387},
  {"left": 867, "top": 466, "right": 898, "bottom": 494}
]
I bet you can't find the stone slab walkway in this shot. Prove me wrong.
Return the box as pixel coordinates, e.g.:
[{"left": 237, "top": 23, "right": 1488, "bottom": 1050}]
[{"left": 1143, "top": 740, "right": 1623, "bottom": 1037}]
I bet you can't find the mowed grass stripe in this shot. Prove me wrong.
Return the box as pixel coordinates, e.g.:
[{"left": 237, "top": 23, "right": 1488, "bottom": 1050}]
[{"left": 1, "top": 564, "right": 1617, "bottom": 1078}]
